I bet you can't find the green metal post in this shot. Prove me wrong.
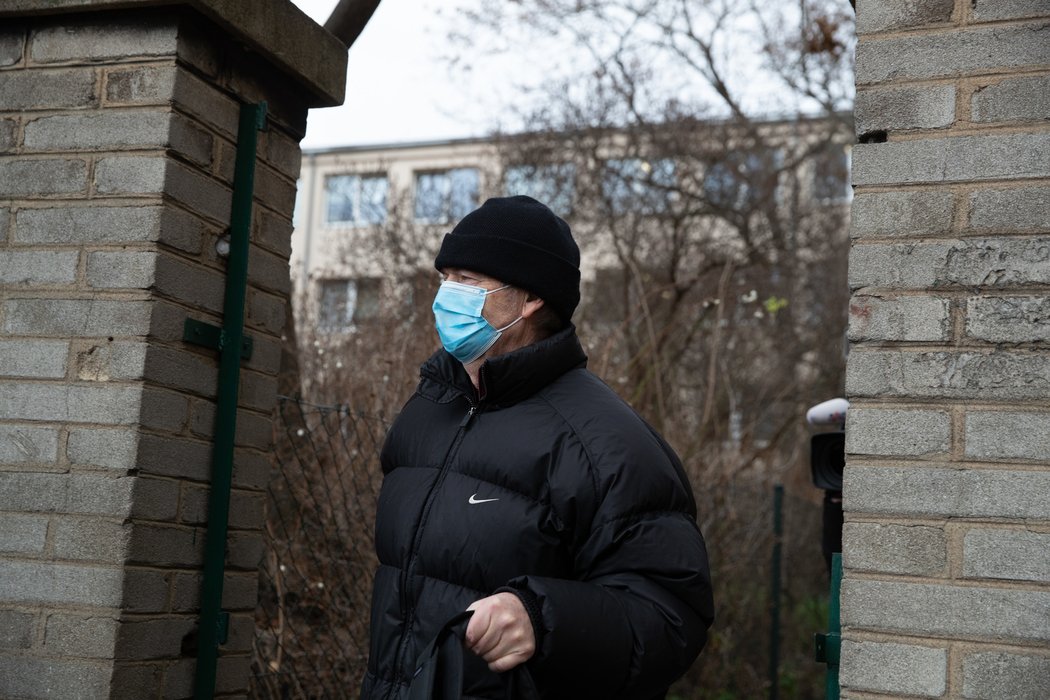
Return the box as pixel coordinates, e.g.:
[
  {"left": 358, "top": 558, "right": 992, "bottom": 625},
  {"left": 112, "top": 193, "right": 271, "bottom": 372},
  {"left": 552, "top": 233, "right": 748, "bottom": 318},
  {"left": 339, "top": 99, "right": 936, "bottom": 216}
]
[
  {"left": 825, "top": 553, "right": 842, "bottom": 700},
  {"left": 769, "top": 484, "right": 783, "bottom": 700},
  {"left": 194, "top": 101, "right": 267, "bottom": 700},
  {"left": 815, "top": 553, "right": 843, "bottom": 700}
]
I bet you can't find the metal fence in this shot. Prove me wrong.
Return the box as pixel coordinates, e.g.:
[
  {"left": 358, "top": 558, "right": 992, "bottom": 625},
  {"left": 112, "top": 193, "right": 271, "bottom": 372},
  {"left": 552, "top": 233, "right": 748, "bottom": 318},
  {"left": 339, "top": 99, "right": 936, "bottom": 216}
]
[{"left": 249, "top": 396, "right": 389, "bottom": 698}]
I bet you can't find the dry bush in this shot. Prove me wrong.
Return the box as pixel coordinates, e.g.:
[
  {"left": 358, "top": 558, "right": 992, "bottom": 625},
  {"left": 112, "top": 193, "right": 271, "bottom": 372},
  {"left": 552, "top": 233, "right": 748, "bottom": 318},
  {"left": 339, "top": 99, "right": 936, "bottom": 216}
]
[
  {"left": 250, "top": 398, "right": 388, "bottom": 697},
  {"left": 252, "top": 0, "right": 855, "bottom": 688},
  {"left": 250, "top": 227, "right": 439, "bottom": 697}
]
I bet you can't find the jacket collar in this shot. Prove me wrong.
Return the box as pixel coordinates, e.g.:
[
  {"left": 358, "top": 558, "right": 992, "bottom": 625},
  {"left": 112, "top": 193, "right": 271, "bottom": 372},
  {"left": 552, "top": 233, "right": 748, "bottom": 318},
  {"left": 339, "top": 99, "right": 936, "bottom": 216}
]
[{"left": 418, "top": 325, "right": 588, "bottom": 409}]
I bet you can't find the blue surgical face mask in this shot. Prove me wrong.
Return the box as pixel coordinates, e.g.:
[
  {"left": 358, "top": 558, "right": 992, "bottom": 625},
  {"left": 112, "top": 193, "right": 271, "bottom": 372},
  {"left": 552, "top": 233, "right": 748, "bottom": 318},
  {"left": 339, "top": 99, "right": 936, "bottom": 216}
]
[{"left": 432, "top": 280, "right": 523, "bottom": 363}]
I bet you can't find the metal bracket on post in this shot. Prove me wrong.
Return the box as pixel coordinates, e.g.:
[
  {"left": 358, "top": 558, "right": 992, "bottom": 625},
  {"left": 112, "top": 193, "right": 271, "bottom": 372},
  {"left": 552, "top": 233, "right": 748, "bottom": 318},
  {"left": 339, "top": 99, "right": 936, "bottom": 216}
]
[{"left": 183, "top": 318, "right": 254, "bottom": 360}]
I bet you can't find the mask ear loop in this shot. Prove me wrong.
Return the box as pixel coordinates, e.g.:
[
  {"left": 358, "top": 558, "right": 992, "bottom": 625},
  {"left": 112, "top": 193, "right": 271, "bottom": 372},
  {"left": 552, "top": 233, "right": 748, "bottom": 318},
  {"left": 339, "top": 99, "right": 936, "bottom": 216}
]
[{"left": 493, "top": 289, "right": 528, "bottom": 333}]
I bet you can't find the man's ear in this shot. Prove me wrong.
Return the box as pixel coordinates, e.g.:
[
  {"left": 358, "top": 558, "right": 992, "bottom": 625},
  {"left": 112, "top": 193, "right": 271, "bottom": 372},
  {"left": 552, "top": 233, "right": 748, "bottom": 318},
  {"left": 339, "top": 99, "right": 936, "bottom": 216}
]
[{"left": 521, "top": 292, "right": 545, "bottom": 319}]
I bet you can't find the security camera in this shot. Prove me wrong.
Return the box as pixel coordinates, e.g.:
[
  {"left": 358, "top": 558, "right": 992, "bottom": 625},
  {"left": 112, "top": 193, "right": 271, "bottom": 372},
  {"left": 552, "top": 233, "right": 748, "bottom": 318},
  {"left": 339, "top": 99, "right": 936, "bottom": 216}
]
[
  {"left": 807, "top": 398, "right": 847, "bottom": 492},
  {"left": 807, "top": 398, "right": 848, "bottom": 571},
  {"left": 806, "top": 397, "right": 848, "bottom": 429}
]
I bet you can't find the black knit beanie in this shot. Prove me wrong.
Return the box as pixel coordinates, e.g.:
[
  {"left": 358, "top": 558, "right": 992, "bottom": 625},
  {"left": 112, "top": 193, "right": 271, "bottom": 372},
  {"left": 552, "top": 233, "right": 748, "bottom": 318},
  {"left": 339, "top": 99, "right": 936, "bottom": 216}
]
[{"left": 434, "top": 195, "right": 581, "bottom": 322}]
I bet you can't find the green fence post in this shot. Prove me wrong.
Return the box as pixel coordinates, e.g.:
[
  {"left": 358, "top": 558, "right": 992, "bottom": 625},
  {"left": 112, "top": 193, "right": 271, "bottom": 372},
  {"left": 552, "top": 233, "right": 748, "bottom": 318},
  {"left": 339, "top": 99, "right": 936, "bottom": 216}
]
[
  {"left": 814, "top": 552, "right": 842, "bottom": 700},
  {"left": 769, "top": 484, "right": 784, "bottom": 700},
  {"left": 192, "top": 101, "right": 267, "bottom": 700}
]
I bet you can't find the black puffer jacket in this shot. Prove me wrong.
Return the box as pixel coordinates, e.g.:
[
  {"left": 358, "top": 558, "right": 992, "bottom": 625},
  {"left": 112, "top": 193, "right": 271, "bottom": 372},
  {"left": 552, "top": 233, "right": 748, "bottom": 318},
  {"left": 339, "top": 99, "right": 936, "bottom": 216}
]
[{"left": 362, "top": 327, "right": 714, "bottom": 700}]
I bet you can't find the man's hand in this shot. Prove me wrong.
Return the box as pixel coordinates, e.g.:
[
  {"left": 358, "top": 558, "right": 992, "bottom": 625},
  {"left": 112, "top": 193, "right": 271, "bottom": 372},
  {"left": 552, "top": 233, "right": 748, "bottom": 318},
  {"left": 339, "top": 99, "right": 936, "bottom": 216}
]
[{"left": 465, "top": 592, "right": 536, "bottom": 673}]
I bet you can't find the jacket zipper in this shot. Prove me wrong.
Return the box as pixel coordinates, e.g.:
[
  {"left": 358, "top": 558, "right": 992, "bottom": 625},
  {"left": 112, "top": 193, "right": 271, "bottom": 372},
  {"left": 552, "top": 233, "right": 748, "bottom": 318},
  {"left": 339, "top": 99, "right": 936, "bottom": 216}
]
[{"left": 385, "top": 397, "right": 477, "bottom": 697}]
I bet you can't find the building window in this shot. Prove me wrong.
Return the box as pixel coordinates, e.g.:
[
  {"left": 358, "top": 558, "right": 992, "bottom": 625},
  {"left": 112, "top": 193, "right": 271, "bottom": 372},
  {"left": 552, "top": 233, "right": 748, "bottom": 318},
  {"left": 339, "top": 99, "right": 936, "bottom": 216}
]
[
  {"left": 318, "top": 278, "right": 381, "bottom": 331},
  {"left": 325, "top": 174, "right": 388, "bottom": 225},
  {"left": 602, "top": 158, "right": 676, "bottom": 215},
  {"left": 413, "top": 168, "right": 479, "bottom": 223},
  {"left": 703, "top": 150, "right": 782, "bottom": 211},
  {"left": 503, "top": 163, "right": 576, "bottom": 217},
  {"left": 814, "top": 145, "right": 852, "bottom": 203}
]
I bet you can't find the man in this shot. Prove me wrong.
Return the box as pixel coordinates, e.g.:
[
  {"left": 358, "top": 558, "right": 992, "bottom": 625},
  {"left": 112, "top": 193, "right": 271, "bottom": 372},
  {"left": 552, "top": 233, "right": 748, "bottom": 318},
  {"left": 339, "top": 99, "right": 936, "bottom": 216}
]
[{"left": 362, "top": 195, "right": 714, "bottom": 699}]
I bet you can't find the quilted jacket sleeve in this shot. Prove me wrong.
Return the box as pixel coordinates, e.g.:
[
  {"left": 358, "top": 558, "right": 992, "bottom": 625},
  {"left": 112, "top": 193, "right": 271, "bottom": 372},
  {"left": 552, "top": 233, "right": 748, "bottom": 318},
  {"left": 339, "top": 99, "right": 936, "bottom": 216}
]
[{"left": 508, "top": 420, "right": 714, "bottom": 698}]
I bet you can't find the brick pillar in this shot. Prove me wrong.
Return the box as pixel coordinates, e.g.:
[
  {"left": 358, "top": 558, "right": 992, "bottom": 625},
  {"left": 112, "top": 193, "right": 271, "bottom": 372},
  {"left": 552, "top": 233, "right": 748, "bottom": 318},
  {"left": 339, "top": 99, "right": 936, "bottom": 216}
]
[
  {"left": 0, "top": 2, "right": 345, "bottom": 697},
  {"left": 843, "top": 1, "right": 1050, "bottom": 698}
]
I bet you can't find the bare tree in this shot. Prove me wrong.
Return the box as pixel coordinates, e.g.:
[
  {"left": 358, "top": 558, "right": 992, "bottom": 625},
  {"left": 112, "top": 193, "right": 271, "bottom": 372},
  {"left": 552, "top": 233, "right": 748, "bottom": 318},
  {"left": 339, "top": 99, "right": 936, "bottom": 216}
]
[
  {"left": 261, "top": 2, "right": 856, "bottom": 695},
  {"left": 443, "top": 1, "right": 855, "bottom": 696}
]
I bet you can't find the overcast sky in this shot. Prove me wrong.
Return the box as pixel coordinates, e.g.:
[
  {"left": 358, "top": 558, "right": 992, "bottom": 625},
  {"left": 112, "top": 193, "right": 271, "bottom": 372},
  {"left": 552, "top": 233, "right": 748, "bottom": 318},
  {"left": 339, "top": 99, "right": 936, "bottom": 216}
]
[
  {"left": 289, "top": 1, "right": 843, "bottom": 151},
  {"left": 291, "top": 0, "right": 490, "bottom": 149}
]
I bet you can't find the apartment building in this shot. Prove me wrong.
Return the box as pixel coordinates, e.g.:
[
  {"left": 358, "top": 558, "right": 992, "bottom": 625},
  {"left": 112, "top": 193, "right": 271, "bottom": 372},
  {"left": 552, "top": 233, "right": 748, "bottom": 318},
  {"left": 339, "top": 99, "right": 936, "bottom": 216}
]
[{"left": 289, "top": 119, "right": 852, "bottom": 334}]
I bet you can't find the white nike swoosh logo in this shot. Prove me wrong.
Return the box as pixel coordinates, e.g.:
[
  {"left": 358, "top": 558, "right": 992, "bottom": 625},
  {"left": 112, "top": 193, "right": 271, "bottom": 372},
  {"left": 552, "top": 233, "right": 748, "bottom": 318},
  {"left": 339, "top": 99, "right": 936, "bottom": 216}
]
[{"left": 468, "top": 494, "right": 499, "bottom": 504}]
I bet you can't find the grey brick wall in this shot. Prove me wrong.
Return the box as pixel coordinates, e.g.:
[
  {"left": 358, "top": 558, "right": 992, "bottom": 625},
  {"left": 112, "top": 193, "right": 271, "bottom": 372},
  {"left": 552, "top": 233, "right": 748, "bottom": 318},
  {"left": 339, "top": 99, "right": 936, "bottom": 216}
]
[
  {"left": 844, "top": 2, "right": 1050, "bottom": 698},
  {"left": 0, "top": 3, "right": 344, "bottom": 698}
]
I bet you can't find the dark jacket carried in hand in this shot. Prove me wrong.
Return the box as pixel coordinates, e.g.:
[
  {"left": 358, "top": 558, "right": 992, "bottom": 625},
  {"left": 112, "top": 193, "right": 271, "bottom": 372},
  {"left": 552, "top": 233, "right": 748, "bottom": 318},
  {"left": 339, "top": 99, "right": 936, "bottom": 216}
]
[{"left": 362, "top": 327, "right": 714, "bottom": 700}]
